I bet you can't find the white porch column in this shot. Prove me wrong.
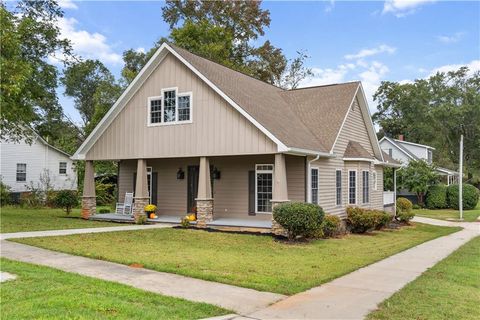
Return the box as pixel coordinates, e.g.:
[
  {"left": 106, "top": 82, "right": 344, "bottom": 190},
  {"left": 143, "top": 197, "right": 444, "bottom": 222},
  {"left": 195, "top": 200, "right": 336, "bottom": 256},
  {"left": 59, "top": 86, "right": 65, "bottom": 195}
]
[
  {"left": 393, "top": 167, "right": 397, "bottom": 217},
  {"left": 133, "top": 159, "right": 149, "bottom": 221},
  {"left": 81, "top": 160, "right": 96, "bottom": 219},
  {"left": 271, "top": 153, "right": 289, "bottom": 236},
  {"left": 196, "top": 156, "right": 213, "bottom": 227}
]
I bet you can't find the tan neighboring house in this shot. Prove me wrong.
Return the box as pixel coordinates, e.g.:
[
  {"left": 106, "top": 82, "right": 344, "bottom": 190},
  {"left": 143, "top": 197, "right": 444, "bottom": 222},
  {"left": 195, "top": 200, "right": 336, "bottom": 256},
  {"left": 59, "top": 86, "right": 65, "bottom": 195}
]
[{"left": 73, "top": 43, "right": 400, "bottom": 233}]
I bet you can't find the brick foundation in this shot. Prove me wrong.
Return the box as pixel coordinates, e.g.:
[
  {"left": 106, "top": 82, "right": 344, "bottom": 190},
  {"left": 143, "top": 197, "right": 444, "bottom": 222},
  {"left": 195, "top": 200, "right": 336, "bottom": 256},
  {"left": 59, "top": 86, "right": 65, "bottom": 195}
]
[
  {"left": 133, "top": 197, "right": 149, "bottom": 222},
  {"left": 196, "top": 199, "right": 213, "bottom": 228},
  {"left": 81, "top": 196, "right": 96, "bottom": 219}
]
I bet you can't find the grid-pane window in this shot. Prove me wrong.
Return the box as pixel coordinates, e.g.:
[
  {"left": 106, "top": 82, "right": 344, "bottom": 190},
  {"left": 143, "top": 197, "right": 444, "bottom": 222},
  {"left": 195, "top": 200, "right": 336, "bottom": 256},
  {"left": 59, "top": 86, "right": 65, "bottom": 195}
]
[
  {"left": 150, "top": 99, "right": 162, "bottom": 123},
  {"left": 362, "top": 171, "right": 369, "bottom": 204},
  {"left": 372, "top": 171, "right": 377, "bottom": 191},
  {"left": 336, "top": 170, "right": 342, "bottom": 206},
  {"left": 311, "top": 168, "right": 319, "bottom": 204},
  {"left": 256, "top": 164, "right": 273, "bottom": 213},
  {"left": 178, "top": 95, "right": 190, "bottom": 121},
  {"left": 349, "top": 171, "right": 356, "bottom": 204},
  {"left": 16, "top": 163, "right": 26, "bottom": 182},
  {"left": 163, "top": 90, "right": 176, "bottom": 122},
  {"left": 59, "top": 162, "right": 67, "bottom": 174}
]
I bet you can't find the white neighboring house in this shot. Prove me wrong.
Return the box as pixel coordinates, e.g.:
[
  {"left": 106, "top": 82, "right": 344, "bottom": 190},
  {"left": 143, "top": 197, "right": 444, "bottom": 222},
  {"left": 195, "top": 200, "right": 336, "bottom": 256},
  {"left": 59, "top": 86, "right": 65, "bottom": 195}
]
[
  {"left": 379, "top": 136, "right": 459, "bottom": 186},
  {"left": 0, "top": 135, "right": 77, "bottom": 194}
]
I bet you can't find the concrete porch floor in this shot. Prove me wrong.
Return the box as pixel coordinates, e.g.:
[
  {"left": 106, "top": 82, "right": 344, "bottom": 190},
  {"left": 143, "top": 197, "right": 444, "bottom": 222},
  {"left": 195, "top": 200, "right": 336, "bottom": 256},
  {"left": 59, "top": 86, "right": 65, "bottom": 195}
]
[{"left": 90, "top": 213, "right": 272, "bottom": 229}]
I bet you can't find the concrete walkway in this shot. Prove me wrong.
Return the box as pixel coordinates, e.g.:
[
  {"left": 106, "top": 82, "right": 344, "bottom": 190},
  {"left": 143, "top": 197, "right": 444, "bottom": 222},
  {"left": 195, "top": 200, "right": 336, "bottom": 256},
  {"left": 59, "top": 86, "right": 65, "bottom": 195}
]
[
  {"left": 0, "top": 240, "right": 285, "bottom": 314},
  {"left": 241, "top": 221, "right": 479, "bottom": 319},
  {"left": 0, "top": 223, "right": 173, "bottom": 240}
]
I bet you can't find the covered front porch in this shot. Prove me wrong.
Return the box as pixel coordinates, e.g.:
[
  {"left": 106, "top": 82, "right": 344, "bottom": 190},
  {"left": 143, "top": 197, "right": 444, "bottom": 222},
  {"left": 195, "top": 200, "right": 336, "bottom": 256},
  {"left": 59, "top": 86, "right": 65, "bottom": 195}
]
[{"left": 81, "top": 153, "right": 298, "bottom": 233}]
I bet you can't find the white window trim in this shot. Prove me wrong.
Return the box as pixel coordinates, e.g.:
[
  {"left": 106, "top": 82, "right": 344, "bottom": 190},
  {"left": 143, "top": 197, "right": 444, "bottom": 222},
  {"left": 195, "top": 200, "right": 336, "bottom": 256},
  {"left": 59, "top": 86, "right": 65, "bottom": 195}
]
[
  {"left": 255, "top": 164, "right": 274, "bottom": 214},
  {"left": 335, "top": 169, "right": 342, "bottom": 207},
  {"left": 147, "top": 87, "right": 193, "bottom": 127},
  {"left": 348, "top": 169, "right": 357, "bottom": 205},
  {"left": 372, "top": 171, "right": 378, "bottom": 191},
  {"left": 59, "top": 162, "right": 67, "bottom": 175},
  {"left": 310, "top": 166, "right": 319, "bottom": 205},
  {"left": 362, "top": 170, "right": 370, "bottom": 204}
]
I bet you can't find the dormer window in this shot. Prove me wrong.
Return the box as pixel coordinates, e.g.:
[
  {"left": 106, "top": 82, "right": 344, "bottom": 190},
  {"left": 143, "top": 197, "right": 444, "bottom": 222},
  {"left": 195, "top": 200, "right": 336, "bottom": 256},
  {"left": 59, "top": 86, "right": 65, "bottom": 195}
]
[{"left": 148, "top": 88, "right": 192, "bottom": 126}]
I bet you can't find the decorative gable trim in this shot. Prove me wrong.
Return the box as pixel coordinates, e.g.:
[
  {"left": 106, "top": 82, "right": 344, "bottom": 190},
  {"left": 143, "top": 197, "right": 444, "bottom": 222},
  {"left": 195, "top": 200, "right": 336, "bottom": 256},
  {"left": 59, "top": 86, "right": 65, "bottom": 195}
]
[{"left": 72, "top": 43, "right": 287, "bottom": 160}]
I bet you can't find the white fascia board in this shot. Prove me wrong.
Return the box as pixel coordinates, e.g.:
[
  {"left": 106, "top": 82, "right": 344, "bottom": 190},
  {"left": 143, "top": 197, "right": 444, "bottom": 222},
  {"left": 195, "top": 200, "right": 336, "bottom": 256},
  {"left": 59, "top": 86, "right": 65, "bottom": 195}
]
[
  {"left": 358, "top": 83, "right": 384, "bottom": 162},
  {"left": 72, "top": 43, "right": 170, "bottom": 160},
  {"left": 343, "top": 157, "right": 375, "bottom": 163},
  {"left": 286, "top": 147, "right": 334, "bottom": 157},
  {"left": 329, "top": 84, "right": 358, "bottom": 154},
  {"left": 394, "top": 139, "right": 435, "bottom": 150},
  {"left": 164, "top": 44, "right": 289, "bottom": 153}
]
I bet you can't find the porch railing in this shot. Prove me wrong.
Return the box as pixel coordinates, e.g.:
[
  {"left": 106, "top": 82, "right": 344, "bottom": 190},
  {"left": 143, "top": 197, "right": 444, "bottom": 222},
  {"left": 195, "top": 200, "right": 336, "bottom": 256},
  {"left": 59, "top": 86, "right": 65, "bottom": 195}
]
[{"left": 383, "top": 191, "right": 395, "bottom": 205}]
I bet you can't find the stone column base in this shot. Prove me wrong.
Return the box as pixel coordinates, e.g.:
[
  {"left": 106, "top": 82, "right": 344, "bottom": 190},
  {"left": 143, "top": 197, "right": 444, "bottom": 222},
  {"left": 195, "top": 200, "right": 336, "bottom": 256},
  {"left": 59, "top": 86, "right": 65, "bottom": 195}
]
[
  {"left": 196, "top": 198, "right": 213, "bottom": 228},
  {"left": 271, "top": 200, "right": 290, "bottom": 237},
  {"left": 81, "top": 196, "right": 96, "bottom": 220},
  {"left": 133, "top": 197, "right": 149, "bottom": 222}
]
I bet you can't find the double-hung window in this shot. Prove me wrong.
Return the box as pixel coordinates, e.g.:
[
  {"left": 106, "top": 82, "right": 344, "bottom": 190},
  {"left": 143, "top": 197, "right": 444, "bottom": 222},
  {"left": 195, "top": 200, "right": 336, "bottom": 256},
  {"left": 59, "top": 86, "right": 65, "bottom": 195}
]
[
  {"left": 256, "top": 164, "right": 273, "bottom": 213},
  {"left": 362, "top": 171, "right": 369, "bottom": 204},
  {"left": 59, "top": 162, "right": 67, "bottom": 174},
  {"left": 336, "top": 170, "right": 342, "bottom": 206},
  {"left": 148, "top": 88, "right": 191, "bottom": 125},
  {"left": 16, "top": 163, "right": 26, "bottom": 182},
  {"left": 348, "top": 170, "right": 356, "bottom": 205},
  {"left": 311, "top": 168, "right": 319, "bottom": 204}
]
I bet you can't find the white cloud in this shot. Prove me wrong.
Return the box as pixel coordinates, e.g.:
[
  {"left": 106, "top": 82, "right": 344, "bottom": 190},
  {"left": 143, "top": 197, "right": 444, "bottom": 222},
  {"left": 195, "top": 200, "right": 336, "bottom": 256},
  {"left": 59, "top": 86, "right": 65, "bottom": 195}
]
[
  {"left": 135, "top": 47, "right": 146, "bottom": 54},
  {"left": 58, "top": 0, "right": 78, "bottom": 10},
  {"left": 437, "top": 32, "right": 465, "bottom": 44},
  {"left": 324, "top": 0, "right": 335, "bottom": 13},
  {"left": 344, "top": 44, "right": 396, "bottom": 60},
  {"left": 300, "top": 63, "right": 355, "bottom": 87},
  {"left": 429, "top": 60, "right": 480, "bottom": 77},
  {"left": 382, "top": 0, "right": 435, "bottom": 17},
  {"left": 52, "top": 17, "right": 122, "bottom": 65}
]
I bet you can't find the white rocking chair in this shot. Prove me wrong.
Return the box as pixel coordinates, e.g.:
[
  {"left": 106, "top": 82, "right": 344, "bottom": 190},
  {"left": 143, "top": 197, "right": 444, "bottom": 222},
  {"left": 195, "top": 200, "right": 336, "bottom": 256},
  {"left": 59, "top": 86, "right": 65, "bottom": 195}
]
[{"left": 116, "top": 192, "right": 134, "bottom": 215}]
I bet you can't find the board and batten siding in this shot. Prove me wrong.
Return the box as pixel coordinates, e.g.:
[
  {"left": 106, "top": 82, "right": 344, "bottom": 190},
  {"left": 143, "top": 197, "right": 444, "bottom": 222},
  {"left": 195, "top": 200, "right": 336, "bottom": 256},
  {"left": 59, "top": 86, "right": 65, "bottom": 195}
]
[
  {"left": 311, "top": 97, "right": 383, "bottom": 217},
  {"left": 87, "top": 53, "right": 277, "bottom": 160},
  {"left": 118, "top": 155, "right": 305, "bottom": 218}
]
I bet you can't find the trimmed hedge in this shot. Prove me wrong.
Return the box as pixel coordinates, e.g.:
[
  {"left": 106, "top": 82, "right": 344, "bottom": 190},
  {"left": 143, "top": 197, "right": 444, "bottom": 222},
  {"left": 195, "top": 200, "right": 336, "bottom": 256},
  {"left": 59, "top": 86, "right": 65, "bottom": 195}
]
[
  {"left": 425, "top": 184, "right": 448, "bottom": 209},
  {"left": 273, "top": 202, "right": 325, "bottom": 239},
  {"left": 346, "top": 207, "right": 391, "bottom": 233},
  {"left": 446, "top": 184, "right": 480, "bottom": 210},
  {"left": 396, "top": 197, "right": 413, "bottom": 214},
  {"left": 321, "top": 214, "right": 342, "bottom": 238}
]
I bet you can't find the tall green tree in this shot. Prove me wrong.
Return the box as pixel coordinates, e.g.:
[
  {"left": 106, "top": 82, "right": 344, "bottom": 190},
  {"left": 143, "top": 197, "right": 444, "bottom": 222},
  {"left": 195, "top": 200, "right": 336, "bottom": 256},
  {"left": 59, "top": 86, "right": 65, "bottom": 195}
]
[
  {"left": 373, "top": 67, "right": 480, "bottom": 182},
  {"left": 398, "top": 160, "right": 438, "bottom": 205},
  {"left": 61, "top": 59, "right": 115, "bottom": 127},
  {"left": 0, "top": 0, "right": 73, "bottom": 142}
]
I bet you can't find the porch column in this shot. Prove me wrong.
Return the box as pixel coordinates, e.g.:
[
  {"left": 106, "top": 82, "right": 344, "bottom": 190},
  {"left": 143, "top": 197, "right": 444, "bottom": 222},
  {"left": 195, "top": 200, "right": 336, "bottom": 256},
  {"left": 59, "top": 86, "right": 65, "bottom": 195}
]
[
  {"left": 81, "top": 160, "right": 96, "bottom": 219},
  {"left": 133, "top": 159, "right": 149, "bottom": 221},
  {"left": 196, "top": 156, "right": 213, "bottom": 228},
  {"left": 393, "top": 167, "right": 397, "bottom": 217},
  {"left": 271, "top": 153, "right": 289, "bottom": 236}
]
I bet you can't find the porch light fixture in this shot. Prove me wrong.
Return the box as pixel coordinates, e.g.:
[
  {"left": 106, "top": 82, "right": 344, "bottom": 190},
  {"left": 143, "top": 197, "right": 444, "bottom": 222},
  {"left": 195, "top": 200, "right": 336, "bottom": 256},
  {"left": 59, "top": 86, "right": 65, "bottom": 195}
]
[
  {"left": 212, "top": 167, "right": 221, "bottom": 180},
  {"left": 176, "top": 168, "right": 185, "bottom": 180}
]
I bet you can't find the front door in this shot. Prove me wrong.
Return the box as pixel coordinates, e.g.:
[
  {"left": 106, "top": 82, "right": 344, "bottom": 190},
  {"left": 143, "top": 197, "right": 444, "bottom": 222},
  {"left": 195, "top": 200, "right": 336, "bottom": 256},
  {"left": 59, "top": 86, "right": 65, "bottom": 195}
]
[{"left": 187, "top": 165, "right": 199, "bottom": 213}]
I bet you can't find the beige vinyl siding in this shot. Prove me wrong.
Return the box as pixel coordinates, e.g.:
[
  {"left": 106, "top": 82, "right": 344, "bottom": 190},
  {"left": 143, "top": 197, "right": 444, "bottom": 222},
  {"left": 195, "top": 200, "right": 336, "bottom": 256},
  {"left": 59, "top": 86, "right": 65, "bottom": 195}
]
[
  {"left": 118, "top": 154, "right": 305, "bottom": 219},
  {"left": 312, "top": 96, "right": 382, "bottom": 217},
  {"left": 87, "top": 53, "right": 277, "bottom": 161}
]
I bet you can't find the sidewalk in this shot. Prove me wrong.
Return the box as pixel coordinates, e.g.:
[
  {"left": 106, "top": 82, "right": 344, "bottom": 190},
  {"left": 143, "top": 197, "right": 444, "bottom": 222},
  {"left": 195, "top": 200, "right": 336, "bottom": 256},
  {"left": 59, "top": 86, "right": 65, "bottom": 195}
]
[
  {"left": 0, "top": 240, "right": 285, "bottom": 314},
  {"left": 0, "top": 223, "right": 172, "bottom": 240},
  {"left": 242, "top": 223, "right": 478, "bottom": 319}
]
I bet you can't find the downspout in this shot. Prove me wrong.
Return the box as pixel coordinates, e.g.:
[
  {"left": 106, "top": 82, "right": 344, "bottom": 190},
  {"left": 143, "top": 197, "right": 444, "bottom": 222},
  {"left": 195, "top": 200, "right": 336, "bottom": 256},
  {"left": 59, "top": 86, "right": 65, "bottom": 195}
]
[{"left": 307, "top": 154, "right": 321, "bottom": 203}]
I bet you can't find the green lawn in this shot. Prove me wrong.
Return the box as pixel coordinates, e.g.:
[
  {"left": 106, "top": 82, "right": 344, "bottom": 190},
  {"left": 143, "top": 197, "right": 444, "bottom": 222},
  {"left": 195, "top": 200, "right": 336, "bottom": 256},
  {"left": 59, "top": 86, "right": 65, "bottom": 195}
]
[
  {"left": 414, "top": 201, "right": 480, "bottom": 222},
  {"left": 15, "top": 223, "right": 460, "bottom": 295},
  {"left": 0, "top": 258, "right": 228, "bottom": 320},
  {"left": 0, "top": 206, "right": 121, "bottom": 233},
  {"left": 368, "top": 236, "right": 480, "bottom": 320}
]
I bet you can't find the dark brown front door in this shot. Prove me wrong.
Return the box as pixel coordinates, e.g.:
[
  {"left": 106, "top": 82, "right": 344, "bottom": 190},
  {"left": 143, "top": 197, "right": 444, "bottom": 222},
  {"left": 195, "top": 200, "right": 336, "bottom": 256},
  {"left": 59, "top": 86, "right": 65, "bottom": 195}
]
[{"left": 187, "top": 165, "right": 199, "bottom": 213}]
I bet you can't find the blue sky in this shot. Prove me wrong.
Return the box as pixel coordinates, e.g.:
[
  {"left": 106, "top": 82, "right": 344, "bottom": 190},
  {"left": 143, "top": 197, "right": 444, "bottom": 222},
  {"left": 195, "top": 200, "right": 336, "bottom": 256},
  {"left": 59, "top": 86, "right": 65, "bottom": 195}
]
[{"left": 55, "top": 0, "right": 479, "bottom": 123}]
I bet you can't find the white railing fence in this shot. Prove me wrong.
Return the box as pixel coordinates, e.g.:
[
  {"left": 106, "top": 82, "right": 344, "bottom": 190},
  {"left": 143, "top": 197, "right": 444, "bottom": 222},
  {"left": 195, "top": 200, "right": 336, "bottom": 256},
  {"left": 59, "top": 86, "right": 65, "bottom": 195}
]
[{"left": 383, "top": 191, "right": 395, "bottom": 205}]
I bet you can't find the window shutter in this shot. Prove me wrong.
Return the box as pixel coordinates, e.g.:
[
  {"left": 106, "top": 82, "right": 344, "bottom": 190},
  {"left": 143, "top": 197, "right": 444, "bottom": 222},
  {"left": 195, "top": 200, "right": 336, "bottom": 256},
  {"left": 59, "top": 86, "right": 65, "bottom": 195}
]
[
  {"left": 133, "top": 173, "right": 136, "bottom": 197},
  {"left": 151, "top": 172, "right": 158, "bottom": 205},
  {"left": 248, "top": 170, "right": 256, "bottom": 215}
]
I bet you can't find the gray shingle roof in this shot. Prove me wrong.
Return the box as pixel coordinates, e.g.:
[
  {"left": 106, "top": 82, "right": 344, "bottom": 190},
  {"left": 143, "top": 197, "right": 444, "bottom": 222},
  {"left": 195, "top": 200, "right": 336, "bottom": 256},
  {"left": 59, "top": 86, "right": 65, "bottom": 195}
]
[{"left": 344, "top": 141, "right": 374, "bottom": 159}]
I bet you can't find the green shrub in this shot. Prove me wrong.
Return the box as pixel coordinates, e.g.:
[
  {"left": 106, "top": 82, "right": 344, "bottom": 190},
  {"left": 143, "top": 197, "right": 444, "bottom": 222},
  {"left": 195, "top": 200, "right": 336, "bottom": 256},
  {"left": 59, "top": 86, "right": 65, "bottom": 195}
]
[
  {"left": 0, "top": 180, "right": 11, "bottom": 205},
  {"left": 273, "top": 202, "right": 325, "bottom": 240},
  {"left": 446, "top": 184, "right": 479, "bottom": 210},
  {"left": 347, "top": 207, "right": 376, "bottom": 233},
  {"left": 397, "top": 210, "right": 415, "bottom": 223},
  {"left": 180, "top": 216, "right": 190, "bottom": 228},
  {"left": 425, "top": 184, "right": 447, "bottom": 209},
  {"left": 98, "top": 208, "right": 110, "bottom": 213},
  {"left": 374, "top": 210, "right": 392, "bottom": 229},
  {"left": 321, "top": 214, "right": 342, "bottom": 238},
  {"left": 54, "top": 190, "right": 78, "bottom": 215},
  {"left": 135, "top": 214, "right": 147, "bottom": 225},
  {"left": 412, "top": 204, "right": 422, "bottom": 210},
  {"left": 396, "top": 197, "right": 413, "bottom": 214}
]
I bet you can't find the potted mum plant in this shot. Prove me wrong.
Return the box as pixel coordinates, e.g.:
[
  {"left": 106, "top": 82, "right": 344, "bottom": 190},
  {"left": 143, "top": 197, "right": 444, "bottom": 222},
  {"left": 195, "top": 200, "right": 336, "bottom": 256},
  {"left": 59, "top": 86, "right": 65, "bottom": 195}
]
[{"left": 144, "top": 204, "right": 157, "bottom": 219}]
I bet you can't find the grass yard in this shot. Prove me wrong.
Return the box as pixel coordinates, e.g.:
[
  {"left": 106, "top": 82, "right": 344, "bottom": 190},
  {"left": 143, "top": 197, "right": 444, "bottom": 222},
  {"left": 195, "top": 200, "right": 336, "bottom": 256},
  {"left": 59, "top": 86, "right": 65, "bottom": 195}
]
[
  {"left": 368, "top": 236, "right": 480, "bottom": 320},
  {"left": 0, "top": 206, "right": 120, "bottom": 233},
  {"left": 0, "top": 258, "right": 228, "bottom": 320},
  {"left": 15, "top": 223, "right": 460, "bottom": 295},
  {"left": 414, "top": 201, "right": 480, "bottom": 222}
]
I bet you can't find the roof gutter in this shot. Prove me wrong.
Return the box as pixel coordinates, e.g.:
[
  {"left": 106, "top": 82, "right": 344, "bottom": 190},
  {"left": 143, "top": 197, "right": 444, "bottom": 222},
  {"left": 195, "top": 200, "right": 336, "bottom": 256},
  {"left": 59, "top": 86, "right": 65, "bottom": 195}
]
[{"left": 285, "top": 147, "right": 335, "bottom": 158}]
